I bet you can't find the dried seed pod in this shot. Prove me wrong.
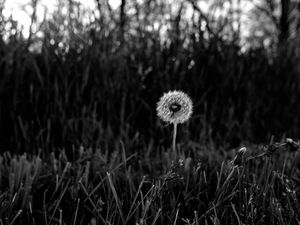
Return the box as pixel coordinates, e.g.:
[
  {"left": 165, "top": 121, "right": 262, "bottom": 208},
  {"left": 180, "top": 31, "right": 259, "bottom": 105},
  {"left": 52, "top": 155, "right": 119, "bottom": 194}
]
[
  {"left": 286, "top": 138, "right": 300, "bottom": 152},
  {"left": 231, "top": 147, "right": 247, "bottom": 167}
]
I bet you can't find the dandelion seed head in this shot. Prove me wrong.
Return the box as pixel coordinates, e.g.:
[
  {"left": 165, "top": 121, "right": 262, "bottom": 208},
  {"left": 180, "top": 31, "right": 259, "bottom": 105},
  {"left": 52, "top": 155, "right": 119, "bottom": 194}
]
[{"left": 156, "top": 90, "right": 193, "bottom": 124}]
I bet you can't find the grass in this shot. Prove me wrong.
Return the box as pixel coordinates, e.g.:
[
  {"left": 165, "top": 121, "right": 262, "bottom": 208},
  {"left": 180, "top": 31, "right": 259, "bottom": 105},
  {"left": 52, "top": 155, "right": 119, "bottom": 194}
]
[
  {"left": 1, "top": 9, "right": 300, "bottom": 154},
  {"left": 1, "top": 2, "right": 300, "bottom": 224},
  {"left": 1, "top": 138, "right": 300, "bottom": 224}
]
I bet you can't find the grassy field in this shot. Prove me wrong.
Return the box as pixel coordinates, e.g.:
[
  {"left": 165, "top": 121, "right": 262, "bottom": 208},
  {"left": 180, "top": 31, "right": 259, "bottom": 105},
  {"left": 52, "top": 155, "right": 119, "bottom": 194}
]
[
  {"left": 1, "top": 2, "right": 300, "bottom": 224},
  {"left": 1, "top": 138, "right": 300, "bottom": 225}
]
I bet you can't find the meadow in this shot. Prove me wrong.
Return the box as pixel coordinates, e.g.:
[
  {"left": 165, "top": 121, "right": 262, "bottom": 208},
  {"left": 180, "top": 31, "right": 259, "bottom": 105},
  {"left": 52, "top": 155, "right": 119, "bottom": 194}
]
[{"left": 1, "top": 1, "right": 300, "bottom": 224}]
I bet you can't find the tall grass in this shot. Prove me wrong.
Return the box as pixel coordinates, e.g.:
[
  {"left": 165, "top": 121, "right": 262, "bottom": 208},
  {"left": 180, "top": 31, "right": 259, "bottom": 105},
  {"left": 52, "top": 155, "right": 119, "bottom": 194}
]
[{"left": 0, "top": 12, "right": 300, "bottom": 154}]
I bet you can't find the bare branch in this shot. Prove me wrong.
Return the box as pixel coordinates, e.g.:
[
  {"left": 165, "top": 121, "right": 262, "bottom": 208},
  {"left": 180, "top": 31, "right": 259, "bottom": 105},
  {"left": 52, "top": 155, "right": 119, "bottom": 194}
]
[
  {"left": 186, "top": 0, "right": 216, "bottom": 37},
  {"left": 253, "top": 2, "right": 279, "bottom": 29}
]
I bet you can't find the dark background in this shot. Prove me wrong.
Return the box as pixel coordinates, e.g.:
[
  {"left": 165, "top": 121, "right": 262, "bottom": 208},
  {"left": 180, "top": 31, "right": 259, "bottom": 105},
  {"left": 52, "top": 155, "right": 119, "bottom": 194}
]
[{"left": 0, "top": 0, "right": 300, "bottom": 154}]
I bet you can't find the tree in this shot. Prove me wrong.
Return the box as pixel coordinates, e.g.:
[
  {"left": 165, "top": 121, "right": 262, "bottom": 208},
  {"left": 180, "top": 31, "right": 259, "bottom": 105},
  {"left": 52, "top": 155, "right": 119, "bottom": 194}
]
[{"left": 252, "top": 0, "right": 300, "bottom": 47}]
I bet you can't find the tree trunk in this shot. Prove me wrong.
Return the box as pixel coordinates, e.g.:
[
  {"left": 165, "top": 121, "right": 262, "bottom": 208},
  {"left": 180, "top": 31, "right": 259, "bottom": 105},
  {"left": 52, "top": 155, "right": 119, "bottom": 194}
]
[
  {"left": 279, "top": 0, "right": 290, "bottom": 44},
  {"left": 120, "top": 0, "right": 126, "bottom": 43}
]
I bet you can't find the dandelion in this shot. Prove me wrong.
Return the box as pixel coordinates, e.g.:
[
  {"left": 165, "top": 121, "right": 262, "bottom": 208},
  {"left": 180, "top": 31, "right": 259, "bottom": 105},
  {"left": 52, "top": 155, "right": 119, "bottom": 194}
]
[
  {"left": 156, "top": 90, "right": 193, "bottom": 155},
  {"left": 156, "top": 91, "right": 193, "bottom": 124}
]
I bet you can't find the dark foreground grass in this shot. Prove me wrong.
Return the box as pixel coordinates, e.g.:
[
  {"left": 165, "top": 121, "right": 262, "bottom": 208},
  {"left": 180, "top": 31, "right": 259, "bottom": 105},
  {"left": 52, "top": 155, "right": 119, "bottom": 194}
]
[{"left": 1, "top": 138, "right": 300, "bottom": 225}]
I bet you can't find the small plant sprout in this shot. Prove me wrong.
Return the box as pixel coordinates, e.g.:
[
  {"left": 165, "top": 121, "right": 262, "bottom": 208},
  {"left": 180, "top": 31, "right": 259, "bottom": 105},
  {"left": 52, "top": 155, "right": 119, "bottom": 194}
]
[
  {"left": 156, "top": 90, "right": 193, "bottom": 155},
  {"left": 231, "top": 147, "right": 247, "bottom": 167}
]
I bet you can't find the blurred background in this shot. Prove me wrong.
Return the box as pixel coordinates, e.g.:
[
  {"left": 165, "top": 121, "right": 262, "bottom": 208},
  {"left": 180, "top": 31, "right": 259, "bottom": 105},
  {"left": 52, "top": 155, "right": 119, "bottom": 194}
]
[{"left": 0, "top": 0, "right": 300, "bottom": 154}]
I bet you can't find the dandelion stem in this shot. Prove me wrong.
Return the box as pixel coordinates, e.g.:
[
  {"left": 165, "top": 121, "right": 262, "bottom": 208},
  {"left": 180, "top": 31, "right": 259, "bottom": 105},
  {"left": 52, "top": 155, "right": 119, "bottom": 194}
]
[{"left": 172, "top": 122, "right": 178, "bottom": 155}]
